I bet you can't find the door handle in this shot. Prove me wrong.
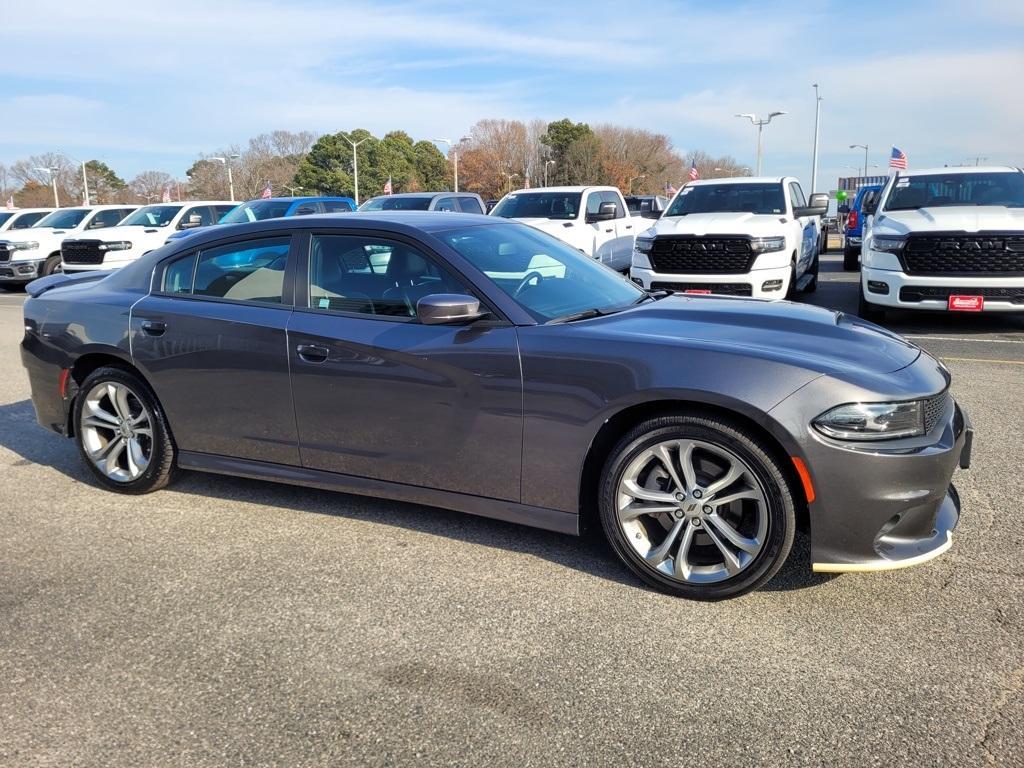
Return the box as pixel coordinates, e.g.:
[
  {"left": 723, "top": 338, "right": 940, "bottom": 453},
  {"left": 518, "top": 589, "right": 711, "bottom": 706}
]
[
  {"left": 296, "top": 343, "right": 329, "bottom": 363},
  {"left": 140, "top": 320, "right": 166, "bottom": 336},
  {"left": 604, "top": 228, "right": 614, "bottom": 233},
  {"left": 625, "top": 224, "right": 633, "bottom": 230}
]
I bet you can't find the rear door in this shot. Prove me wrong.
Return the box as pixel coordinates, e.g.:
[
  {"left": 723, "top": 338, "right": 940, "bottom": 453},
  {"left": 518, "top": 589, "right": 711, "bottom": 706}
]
[
  {"left": 603, "top": 190, "right": 635, "bottom": 270},
  {"left": 130, "top": 233, "right": 300, "bottom": 465},
  {"left": 788, "top": 182, "right": 816, "bottom": 274},
  {"left": 287, "top": 230, "right": 522, "bottom": 500},
  {"left": 584, "top": 191, "right": 617, "bottom": 264}
]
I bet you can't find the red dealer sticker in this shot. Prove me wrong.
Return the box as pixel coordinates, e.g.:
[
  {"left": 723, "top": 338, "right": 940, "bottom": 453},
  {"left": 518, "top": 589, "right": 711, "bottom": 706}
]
[
  {"left": 685, "top": 289, "right": 712, "bottom": 295},
  {"left": 948, "top": 295, "right": 984, "bottom": 312}
]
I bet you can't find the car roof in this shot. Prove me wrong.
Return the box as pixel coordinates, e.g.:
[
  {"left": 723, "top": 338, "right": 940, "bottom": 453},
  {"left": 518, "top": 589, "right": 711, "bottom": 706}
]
[
  {"left": 241, "top": 196, "right": 353, "bottom": 203},
  {"left": 365, "top": 192, "right": 460, "bottom": 200},
  {"left": 894, "top": 166, "right": 1021, "bottom": 176},
  {"left": 510, "top": 186, "right": 614, "bottom": 193},
  {"left": 4, "top": 207, "right": 53, "bottom": 213},
  {"left": 688, "top": 176, "right": 787, "bottom": 186}
]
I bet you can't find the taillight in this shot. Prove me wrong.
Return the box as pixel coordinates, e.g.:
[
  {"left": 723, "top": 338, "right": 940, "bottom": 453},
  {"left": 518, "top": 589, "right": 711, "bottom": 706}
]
[{"left": 847, "top": 210, "right": 859, "bottom": 231}]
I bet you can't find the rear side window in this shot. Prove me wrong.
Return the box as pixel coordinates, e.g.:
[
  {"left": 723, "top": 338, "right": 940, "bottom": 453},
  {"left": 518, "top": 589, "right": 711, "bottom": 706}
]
[
  {"left": 212, "top": 204, "right": 236, "bottom": 221},
  {"left": 321, "top": 200, "right": 354, "bottom": 213},
  {"left": 294, "top": 203, "right": 321, "bottom": 216},
  {"left": 789, "top": 183, "right": 807, "bottom": 209},
  {"left": 457, "top": 196, "right": 484, "bottom": 214},
  {"left": 434, "top": 197, "right": 457, "bottom": 212},
  {"left": 88, "top": 209, "right": 130, "bottom": 229},
  {"left": 163, "top": 237, "right": 290, "bottom": 304}
]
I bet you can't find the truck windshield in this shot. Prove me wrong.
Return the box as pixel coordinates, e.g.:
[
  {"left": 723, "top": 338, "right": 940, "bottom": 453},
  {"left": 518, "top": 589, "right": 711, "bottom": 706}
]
[
  {"left": 359, "top": 196, "right": 432, "bottom": 211},
  {"left": 33, "top": 209, "right": 90, "bottom": 229},
  {"left": 120, "top": 205, "right": 183, "bottom": 227},
  {"left": 665, "top": 183, "right": 786, "bottom": 216},
  {"left": 220, "top": 200, "right": 292, "bottom": 223},
  {"left": 491, "top": 192, "right": 582, "bottom": 220},
  {"left": 883, "top": 172, "right": 1024, "bottom": 211}
]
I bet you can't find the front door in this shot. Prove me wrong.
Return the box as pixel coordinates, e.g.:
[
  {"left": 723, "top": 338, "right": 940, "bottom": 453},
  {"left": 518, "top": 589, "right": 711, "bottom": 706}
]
[
  {"left": 130, "top": 233, "right": 300, "bottom": 465},
  {"left": 287, "top": 232, "right": 523, "bottom": 501}
]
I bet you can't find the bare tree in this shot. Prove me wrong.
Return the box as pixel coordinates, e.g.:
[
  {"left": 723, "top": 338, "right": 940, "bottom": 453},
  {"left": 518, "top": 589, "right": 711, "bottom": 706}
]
[{"left": 130, "top": 171, "right": 175, "bottom": 204}]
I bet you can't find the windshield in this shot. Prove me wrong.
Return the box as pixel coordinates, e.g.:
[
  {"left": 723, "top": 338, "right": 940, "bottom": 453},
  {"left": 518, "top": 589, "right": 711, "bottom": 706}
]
[
  {"left": 359, "top": 196, "right": 432, "bottom": 211},
  {"left": 33, "top": 208, "right": 90, "bottom": 229},
  {"left": 665, "top": 183, "right": 786, "bottom": 216},
  {"left": 120, "top": 205, "right": 183, "bottom": 227},
  {"left": 220, "top": 200, "right": 292, "bottom": 223},
  {"left": 491, "top": 192, "right": 582, "bottom": 220},
  {"left": 883, "top": 172, "right": 1024, "bottom": 211},
  {"left": 438, "top": 222, "right": 644, "bottom": 322}
]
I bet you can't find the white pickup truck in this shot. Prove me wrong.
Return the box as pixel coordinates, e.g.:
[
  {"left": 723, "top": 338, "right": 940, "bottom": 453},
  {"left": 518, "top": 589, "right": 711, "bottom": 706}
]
[
  {"left": 61, "top": 201, "right": 235, "bottom": 273},
  {"left": 489, "top": 186, "right": 647, "bottom": 271},
  {"left": 630, "top": 177, "right": 827, "bottom": 299},
  {"left": 0, "top": 205, "right": 137, "bottom": 286},
  {"left": 859, "top": 166, "right": 1024, "bottom": 320}
]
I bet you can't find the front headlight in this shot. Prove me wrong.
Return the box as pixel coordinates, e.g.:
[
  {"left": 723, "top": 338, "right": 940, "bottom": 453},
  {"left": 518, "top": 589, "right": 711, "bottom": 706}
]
[
  {"left": 10, "top": 241, "right": 39, "bottom": 251},
  {"left": 98, "top": 241, "right": 133, "bottom": 251},
  {"left": 633, "top": 237, "right": 654, "bottom": 269},
  {"left": 750, "top": 236, "right": 786, "bottom": 254},
  {"left": 813, "top": 401, "right": 924, "bottom": 441},
  {"left": 871, "top": 235, "right": 905, "bottom": 254}
]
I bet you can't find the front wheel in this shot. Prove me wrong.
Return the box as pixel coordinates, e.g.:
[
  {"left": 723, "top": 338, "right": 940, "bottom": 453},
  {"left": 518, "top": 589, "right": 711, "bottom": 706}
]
[
  {"left": 41, "top": 253, "right": 62, "bottom": 277},
  {"left": 858, "top": 288, "right": 886, "bottom": 323},
  {"left": 598, "top": 413, "right": 796, "bottom": 600},
  {"left": 842, "top": 246, "right": 859, "bottom": 271},
  {"left": 73, "top": 366, "right": 177, "bottom": 494}
]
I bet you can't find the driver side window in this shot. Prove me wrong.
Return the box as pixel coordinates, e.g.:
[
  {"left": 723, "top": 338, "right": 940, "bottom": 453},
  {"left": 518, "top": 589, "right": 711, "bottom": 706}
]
[{"left": 308, "top": 234, "right": 471, "bottom": 320}]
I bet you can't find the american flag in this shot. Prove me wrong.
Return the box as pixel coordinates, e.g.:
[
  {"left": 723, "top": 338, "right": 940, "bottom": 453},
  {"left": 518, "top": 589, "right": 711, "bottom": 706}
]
[
  {"left": 889, "top": 146, "right": 908, "bottom": 170},
  {"left": 665, "top": 181, "right": 678, "bottom": 195},
  {"left": 260, "top": 181, "right": 273, "bottom": 199},
  {"left": 5, "top": 195, "right": 13, "bottom": 209},
  {"left": 161, "top": 185, "right": 172, "bottom": 203},
  {"left": 689, "top": 160, "right": 700, "bottom": 181},
  {"left": 383, "top": 176, "right": 393, "bottom": 195}
]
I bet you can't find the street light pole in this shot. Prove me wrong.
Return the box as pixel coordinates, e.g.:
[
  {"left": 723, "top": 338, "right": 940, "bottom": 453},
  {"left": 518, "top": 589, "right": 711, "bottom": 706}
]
[
  {"left": 35, "top": 167, "right": 60, "bottom": 207},
  {"left": 80, "top": 161, "right": 90, "bottom": 205},
  {"left": 735, "top": 111, "right": 787, "bottom": 175},
  {"left": 342, "top": 135, "right": 369, "bottom": 204},
  {"left": 850, "top": 144, "right": 869, "bottom": 180},
  {"left": 811, "top": 84, "right": 822, "bottom": 194},
  {"left": 544, "top": 160, "right": 555, "bottom": 187},
  {"left": 211, "top": 155, "right": 241, "bottom": 201}
]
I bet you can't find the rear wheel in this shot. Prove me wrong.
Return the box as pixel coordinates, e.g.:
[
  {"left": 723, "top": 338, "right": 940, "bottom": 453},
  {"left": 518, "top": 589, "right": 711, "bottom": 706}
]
[
  {"left": 73, "top": 366, "right": 177, "bottom": 494},
  {"left": 598, "top": 413, "right": 796, "bottom": 600}
]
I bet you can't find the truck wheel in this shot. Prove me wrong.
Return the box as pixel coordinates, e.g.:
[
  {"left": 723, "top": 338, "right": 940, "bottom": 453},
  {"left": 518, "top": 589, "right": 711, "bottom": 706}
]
[
  {"left": 41, "top": 254, "right": 62, "bottom": 277},
  {"left": 842, "top": 246, "right": 859, "bottom": 271},
  {"left": 804, "top": 255, "right": 819, "bottom": 293},
  {"left": 785, "top": 263, "right": 797, "bottom": 300},
  {"left": 858, "top": 287, "right": 886, "bottom": 323}
]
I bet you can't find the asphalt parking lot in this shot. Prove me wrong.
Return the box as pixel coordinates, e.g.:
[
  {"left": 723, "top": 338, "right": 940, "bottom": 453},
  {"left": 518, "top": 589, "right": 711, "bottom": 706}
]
[{"left": 1, "top": 251, "right": 1022, "bottom": 767}]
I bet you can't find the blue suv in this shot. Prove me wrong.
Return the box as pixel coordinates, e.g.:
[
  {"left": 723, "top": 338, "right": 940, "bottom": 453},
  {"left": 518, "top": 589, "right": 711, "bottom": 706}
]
[
  {"left": 842, "top": 184, "right": 881, "bottom": 270},
  {"left": 165, "top": 196, "right": 356, "bottom": 244}
]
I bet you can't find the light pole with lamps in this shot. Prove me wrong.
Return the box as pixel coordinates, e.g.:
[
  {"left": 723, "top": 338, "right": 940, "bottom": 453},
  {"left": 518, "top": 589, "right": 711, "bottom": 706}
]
[
  {"left": 735, "top": 111, "right": 786, "bottom": 175},
  {"left": 35, "top": 167, "right": 60, "bottom": 207},
  {"left": 811, "top": 84, "right": 822, "bottom": 194},
  {"left": 210, "top": 154, "right": 241, "bottom": 201},
  {"left": 431, "top": 138, "right": 468, "bottom": 192},
  {"left": 849, "top": 144, "right": 869, "bottom": 180},
  {"left": 342, "top": 134, "right": 369, "bottom": 204},
  {"left": 283, "top": 185, "right": 303, "bottom": 197},
  {"left": 626, "top": 173, "right": 645, "bottom": 192},
  {"left": 543, "top": 159, "right": 555, "bottom": 187},
  {"left": 500, "top": 171, "right": 519, "bottom": 194}
]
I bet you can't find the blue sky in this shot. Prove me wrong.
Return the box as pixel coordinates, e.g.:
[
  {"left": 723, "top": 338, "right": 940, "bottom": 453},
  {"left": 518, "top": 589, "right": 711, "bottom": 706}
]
[{"left": 2, "top": 0, "right": 1022, "bottom": 190}]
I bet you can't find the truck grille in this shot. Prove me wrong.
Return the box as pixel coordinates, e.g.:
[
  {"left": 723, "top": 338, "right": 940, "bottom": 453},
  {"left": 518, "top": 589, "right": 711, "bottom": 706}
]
[
  {"left": 651, "top": 281, "right": 753, "bottom": 297},
  {"left": 899, "top": 286, "right": 1024, "bottom": 304},
  {"left": 61, "top": 240, "right": 106, "bottom": 265},
  {"left": 924, "top": 391, "right": 950, "bottom": 433},
  {"left": 0, "top": 244, "right": 11, "bottom": 263},
  {"left": 900, "top": 233, "right": 1024, "bottom": 276},
  {"left": 649, "top": 236, "right": 755, "bottom": 274}
]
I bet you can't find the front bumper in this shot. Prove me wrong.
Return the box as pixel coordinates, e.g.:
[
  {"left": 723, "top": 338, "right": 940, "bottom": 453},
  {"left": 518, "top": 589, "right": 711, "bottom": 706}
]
[
  {"left": 630, "top": 263, "right": 790, "bottom": 300},
  {"left": 862, "top": 263, "right": 1024, "bottom": 312},
  {"left": 0, "top": 258, "right": 45, "bottom": 283}
]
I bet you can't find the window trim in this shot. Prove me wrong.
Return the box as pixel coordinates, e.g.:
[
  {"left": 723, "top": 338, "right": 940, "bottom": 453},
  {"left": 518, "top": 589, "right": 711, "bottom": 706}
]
[{"left": 293, "top": 228, "right": 508, "bottom": 325}]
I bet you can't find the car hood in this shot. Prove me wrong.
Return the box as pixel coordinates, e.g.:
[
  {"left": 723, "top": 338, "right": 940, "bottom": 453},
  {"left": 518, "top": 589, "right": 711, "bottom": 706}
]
[
  {"left": 579, "top": 295, "right": 921, "bottom": 376},
  {"left": 874, "top": 205, "right": 1024, "bottom": 234},
  {"left": 1, "top": 228, "right": 67, "bottom": 244},
  {"left": 87, "top": 225, "right": 170, "bottom": 241},
  {"left": 646, "top": 213, "right": 789, "bottom": 237},
  {"left": 507, "top": 217, "right": 579, "bottom": 231}
]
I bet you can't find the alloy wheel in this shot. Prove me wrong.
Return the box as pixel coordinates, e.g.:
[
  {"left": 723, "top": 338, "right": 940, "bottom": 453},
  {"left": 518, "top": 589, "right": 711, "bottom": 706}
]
[{"left": 79, "top": 381, "right": 154, "bottom": 483}]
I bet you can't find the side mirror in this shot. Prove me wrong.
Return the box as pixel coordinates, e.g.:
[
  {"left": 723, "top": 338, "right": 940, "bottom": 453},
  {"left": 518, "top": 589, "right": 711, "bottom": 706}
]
[
  {"left": 794, "top": 193, "right": 829, "bottom": 218},
  {"left": 585, "top": 201, "right": 617, "bottom": 223},
  {"left": 179, "top": 213, "right": 204, "bottom": 230},
  {"left": 416, "top": 294, "right": 486, "bottom": 325}
]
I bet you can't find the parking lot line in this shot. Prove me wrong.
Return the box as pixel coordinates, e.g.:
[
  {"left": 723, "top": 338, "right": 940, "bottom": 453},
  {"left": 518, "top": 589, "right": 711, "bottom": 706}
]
[
  {"left": 940, "top": 356, "right": 1024, "bottom": 366},
  {"left": 905, "top": 335, "right": 1024, "bottom": 345}
]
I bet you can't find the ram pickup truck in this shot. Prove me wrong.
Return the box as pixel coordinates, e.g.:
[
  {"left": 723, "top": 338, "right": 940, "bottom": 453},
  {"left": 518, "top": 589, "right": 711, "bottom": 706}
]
[
  {"left": 0, "top": 208, "right": 53, "bottom": 234},
  {"left": 0, "top": 205, "right": 136, "bottom": 286},
  {"left": 490, "top": 186, "right": 646, "bottom": 271},
  {"left": 630, "top": 177, "right": 828, "bottom": 299},
  {"left": 61, "top": 201, "right": 235, "bottom": 273},
  {"left": 859, "top": 166, "right": 1024, "bottom": 319}
]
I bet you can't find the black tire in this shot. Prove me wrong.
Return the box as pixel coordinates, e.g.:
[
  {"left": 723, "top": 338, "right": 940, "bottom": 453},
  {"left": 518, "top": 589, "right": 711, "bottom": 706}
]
[
  {"left": 803, "top": 254, "right": 819, "bottom": 294},
  {"left": 842, "top": 246, "right": 859, "bottom": 271},
  {"left": 858, "top": 287, "right": 886, "bottom": 323},
  {"left": 784, "top": 262, "right": 797, "bottom": 300},
  {"left": 73, "top": 366, "right": 177, "bottom": 494},
  {"left": 41, "top": 253, "right": 62, "bottom": 277},
  {"left": 598, "top": 413, "right": 797, "bottom": 600}
]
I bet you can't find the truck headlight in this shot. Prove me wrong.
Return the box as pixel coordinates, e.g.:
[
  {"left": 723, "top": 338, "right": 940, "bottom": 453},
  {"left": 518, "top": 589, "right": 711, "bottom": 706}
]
[
  {"left": 10, "top": 241, "right": 39, "bottom": 251},
  {"left": 813, "top": 401, "right": 924, "bottom": 441},
  {"left": 633, "top": 237, "right": 654, "bottom": 269},
  {"left": 871, "top": 235, "right": 906, "bottom": 254},
  {"left": 98, "top": 241, "right": 133, "bottom": 251},
  {"left": 750, "top": 236, "right": 786, "bottom": 254}
]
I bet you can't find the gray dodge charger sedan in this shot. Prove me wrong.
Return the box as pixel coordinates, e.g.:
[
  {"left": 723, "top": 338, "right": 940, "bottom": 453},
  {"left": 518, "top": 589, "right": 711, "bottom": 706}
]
[{"left": 19, "top": 212, "right": 973, "bottom": 599}]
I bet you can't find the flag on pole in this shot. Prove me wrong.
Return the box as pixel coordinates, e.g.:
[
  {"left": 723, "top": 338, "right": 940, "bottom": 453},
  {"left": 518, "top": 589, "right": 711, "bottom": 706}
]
[
  {"left": 689, "top": 160, "right": 700, "bottom": 181},
  {"left": 524, "top": 174, "right": 531, "bottom": 189},
  {"left": 260, "top": 181, "right": 273, "bottom": 199},
  {"left": 889, "top": 146, "right": 908, "bottom": 170},
  {"left": 665, "top": 181, "right": 678, "bottom": 196},
  {"left": 383, "top": 176, "right": 393, "bottom": 195},
  {"left": 161, "top": 185, "right": 172, "bottom": 203},
  {"left": 5, "top": 195, "right": 13, "bottom": 210}
]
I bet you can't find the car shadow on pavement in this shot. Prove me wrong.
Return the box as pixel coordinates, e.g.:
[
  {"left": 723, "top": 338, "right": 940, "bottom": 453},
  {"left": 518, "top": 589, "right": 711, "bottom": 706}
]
[{"left": 0, "top": 397, "right": 832, "bottom": 595}]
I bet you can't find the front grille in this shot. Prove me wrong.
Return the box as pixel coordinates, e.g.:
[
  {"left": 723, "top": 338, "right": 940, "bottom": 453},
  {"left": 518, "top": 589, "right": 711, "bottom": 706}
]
[
  {"left": 924, "top": 391, "right": 950, "bottom": 433},
  {"left": 901, "top": 233, "right": 1024, "bottom": 276},
  {"left": 652, "top": 281, "right": 753, "bottom": 296},
  {"left": 0, "top": 243, "right": 13, "bottom": 263},
  {"left": 61, "top": 239, "right": 106, "bottom": 265},
  {"left": 899, "top": 286, "right": 1024, "bottom": 304},
  {"left": 649, "top": 236, "right": 755, "bottom": 274}
]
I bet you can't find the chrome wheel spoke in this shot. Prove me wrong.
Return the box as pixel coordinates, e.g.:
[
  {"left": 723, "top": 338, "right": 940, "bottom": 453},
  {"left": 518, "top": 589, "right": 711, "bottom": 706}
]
[
  {"left": 653, "top": 444, "right": 686, "bottom": 495},
  {"left": 82, "top": 413, "right": 117, "bottom": 431},
  {"left": 622, "top": 478, "right": 676, "bottom": 504},
  {"left": 133, "top": 427, "right": 153, "bottom": 439},
  {"left": 126, "top": 438, "right": 148, "bottom": 478},
  {"left": 706, "top": 512, "right": 760, "bottom": 555},
  {"left": 702, "top": 520, "right": 743, "bottom": 575},
  {"left": 620, "top": 503, "right": 679, "bottom": 522},
  {"left": 712, "top": 488, "right": 759, "bottom": 507},
  {"left": 645, "top": 518, "right": 685, "bottom": 565},
  {"left": 677, "top": 440, "right": 698, "bottom": 491},
  {"left": 705, "top": 460, "right": 744, "bottom": 498},
  {"left": 673, "top": 523, "right": 696, "bottom": 580},
  {"left": 100, "top": 437, "right": 127, "bottom": 476}
]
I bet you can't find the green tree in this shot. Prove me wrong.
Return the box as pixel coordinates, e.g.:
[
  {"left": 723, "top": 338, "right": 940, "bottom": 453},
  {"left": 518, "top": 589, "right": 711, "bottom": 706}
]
[
  {"left": 412, "top": 140, "right": 448, "bottom": 191},
  {"left": 541, "top": 119, "right": 593, "bottom": 185},
  {"left": 84, "top": 160, "right": 126, "bottom": 203}
]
